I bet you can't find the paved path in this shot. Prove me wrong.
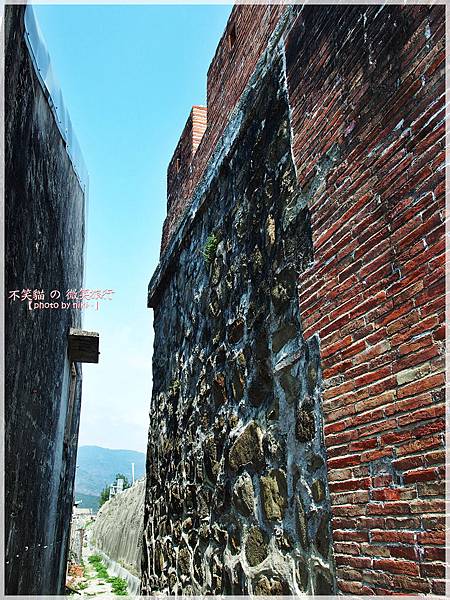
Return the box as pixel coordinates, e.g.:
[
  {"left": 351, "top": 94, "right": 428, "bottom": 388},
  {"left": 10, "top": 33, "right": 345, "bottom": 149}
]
[{"left": 67, "top": 530, "right": 114, "bottom": 597}]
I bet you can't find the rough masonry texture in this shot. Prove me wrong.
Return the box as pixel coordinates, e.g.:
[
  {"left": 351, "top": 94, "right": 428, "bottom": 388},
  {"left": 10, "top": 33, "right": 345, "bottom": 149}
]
[
  {"left": 145, "top": 46, "right": 335, "bottom": 595},
  {"left": 5, "top": 6, "right": 87, "bottom": 594},
  {"left": 146, "top": 4, "right": 445, "bottom": 596},
  {"left": 91, "top": 478, "right": 146, "bottom": 584}
]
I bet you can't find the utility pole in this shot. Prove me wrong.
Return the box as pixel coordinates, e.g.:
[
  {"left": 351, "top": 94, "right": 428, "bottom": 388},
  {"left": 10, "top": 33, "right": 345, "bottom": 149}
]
[{"left": 132, "top": 462, "right": 135, "bottom": 485}]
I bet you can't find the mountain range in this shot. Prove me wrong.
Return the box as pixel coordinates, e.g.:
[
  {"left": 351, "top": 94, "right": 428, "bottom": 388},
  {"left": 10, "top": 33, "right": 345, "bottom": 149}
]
[{"left": 74, "top": 445, "right": 146, "bottom": 502}]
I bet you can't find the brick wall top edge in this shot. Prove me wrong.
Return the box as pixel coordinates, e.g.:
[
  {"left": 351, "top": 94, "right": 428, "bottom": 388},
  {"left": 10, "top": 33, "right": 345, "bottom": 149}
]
[
  {"left": 168, "top": 108, "right": 194, "bottom": 170},
  {"left": 161, "top": 4, "right": 287, "bottom": 253},
  {"left": 167, "top": 104, "right": 208, "bottom": 213},
  {"left": 149, "top": 6, "right": 293, "bottom": 307},
  {"left": 206, "top": 5, "right": 239, "bottom": 77},
  {"left": 168, "top": 106, "right": 207, "bottom": 166}
]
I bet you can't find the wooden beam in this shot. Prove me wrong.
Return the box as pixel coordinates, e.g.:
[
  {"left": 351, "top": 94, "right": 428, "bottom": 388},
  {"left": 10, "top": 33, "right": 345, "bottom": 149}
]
[{"left": 68, "top": 328, "right": 99, "bottom": 364}]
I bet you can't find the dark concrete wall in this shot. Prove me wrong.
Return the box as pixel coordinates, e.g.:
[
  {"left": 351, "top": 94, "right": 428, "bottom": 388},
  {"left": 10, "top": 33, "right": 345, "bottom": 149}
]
[{"left": 5, "top": 6, "right": 86, "bottom": 594}]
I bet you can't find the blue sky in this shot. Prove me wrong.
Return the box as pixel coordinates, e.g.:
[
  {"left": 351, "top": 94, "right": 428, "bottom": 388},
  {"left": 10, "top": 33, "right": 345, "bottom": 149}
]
[{"left": 33, "top": 4, "right": 232, "bottom": 453}]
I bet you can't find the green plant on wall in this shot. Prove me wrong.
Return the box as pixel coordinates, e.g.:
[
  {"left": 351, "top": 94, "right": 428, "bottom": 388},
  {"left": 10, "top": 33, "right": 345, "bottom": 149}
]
[{"left": 201, "top": 232, "right": 219, "bottom": 264}]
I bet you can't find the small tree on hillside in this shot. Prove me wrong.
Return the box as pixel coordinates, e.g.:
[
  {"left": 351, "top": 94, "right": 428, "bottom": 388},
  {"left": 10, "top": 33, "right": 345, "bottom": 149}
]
[
  {"left": 99, "top": 484, "right": 110, "bottom": 508},
  {"left": 115, "top": 473, "right": 131, "bottom": 489},
  {"left": 98, "top": 473, "right": 131, "bottom": 508}
]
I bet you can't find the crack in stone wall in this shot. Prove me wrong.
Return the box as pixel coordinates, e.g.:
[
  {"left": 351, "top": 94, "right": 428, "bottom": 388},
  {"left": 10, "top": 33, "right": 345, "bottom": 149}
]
[{"left": 142, "top": 49, "right": 336, "bottom": 595}]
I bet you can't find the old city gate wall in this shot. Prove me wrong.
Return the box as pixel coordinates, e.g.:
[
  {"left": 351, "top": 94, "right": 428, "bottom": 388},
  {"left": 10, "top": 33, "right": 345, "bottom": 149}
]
[{"left": 145, "top": 4, "right": 445, "bottom": 596}]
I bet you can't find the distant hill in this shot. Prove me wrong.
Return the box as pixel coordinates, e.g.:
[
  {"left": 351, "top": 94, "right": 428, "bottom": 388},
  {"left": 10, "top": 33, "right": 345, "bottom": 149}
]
[
  {"left": 75, "top": 446, "right": 146, "bottom": 496},
  {"left": 74, "top": 492, "right": 100, "bottom": 512}
]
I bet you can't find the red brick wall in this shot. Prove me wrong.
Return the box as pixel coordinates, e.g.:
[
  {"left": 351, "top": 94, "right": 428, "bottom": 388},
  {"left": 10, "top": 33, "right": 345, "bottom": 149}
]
[
  {"left": 160, "top": 4, "right": 446, "bottom": 594},
  {"left": 161, "top": 5, "right": 284, "bottom": 251},
  {"left": 286, "top": 5, "right": 446, "bottom": 595},
  {"left": 191, "top": 105, "right": 207, "bottom": 154},
  {"left": 167, "top": 105, "right": 207, "bottom": 212}
]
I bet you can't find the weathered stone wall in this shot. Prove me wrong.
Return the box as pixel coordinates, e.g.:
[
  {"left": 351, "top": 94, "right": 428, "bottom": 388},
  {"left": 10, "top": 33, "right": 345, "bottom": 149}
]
[
  {"left": 91, "top": 478, "right": 145, "bottom": 579},
  {"left": 5, "top": 6, "right": 86, "bottom": 594},
  {"left": 144, "top": 37, "right": 336, "bottom": 594},
  {"left": 148, "top": 4, "right": 446, "bottom": 596}
]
